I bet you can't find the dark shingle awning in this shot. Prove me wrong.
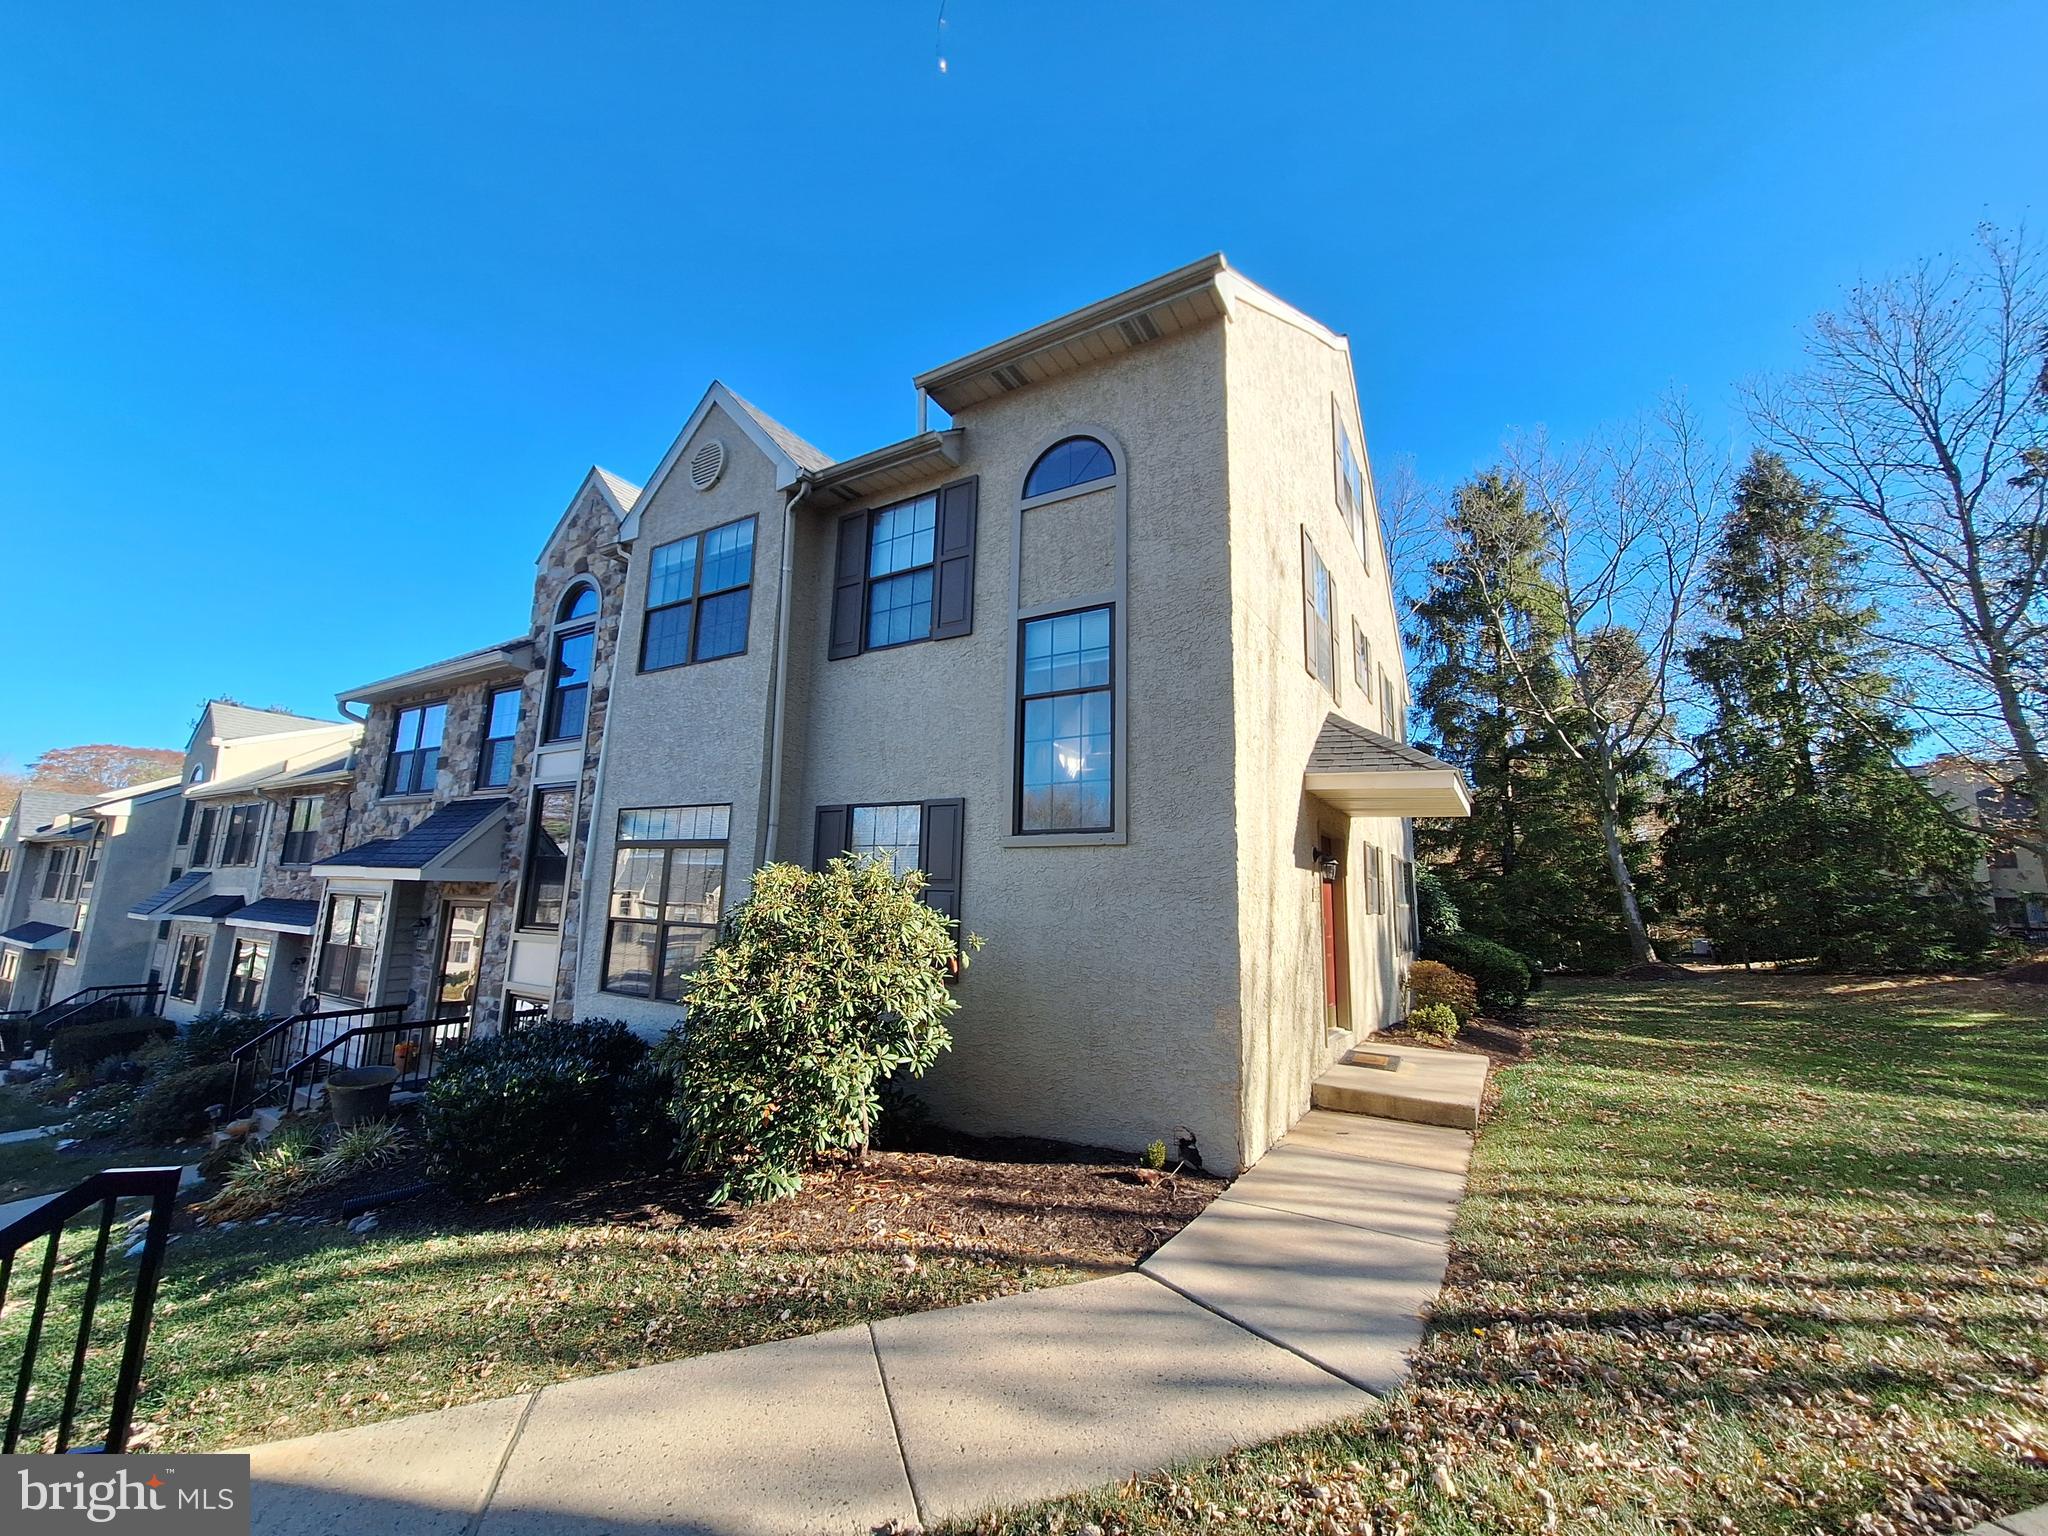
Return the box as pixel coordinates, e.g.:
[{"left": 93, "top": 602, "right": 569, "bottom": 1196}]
[
  {"left": 128, "top": 870, "right": 209, "bottom": 920},
  {"left": 1305, "top": 715, "right": 1472, "bottom": 818},
  {"left": 313, "top": 797, "right": 509, "bottom": 882},
  {"left": 169, "top": 893, "right": 247, "bottom": 923},
  {"left": 0, "top": 921, "right": 69, "bottom": 951},
  {"left": 226, "top": 899, "right": 319, "bottom": 935}
]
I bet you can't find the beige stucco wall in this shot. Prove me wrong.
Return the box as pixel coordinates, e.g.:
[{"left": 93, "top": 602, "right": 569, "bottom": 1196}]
[
  {"left": 1222, "top": 293, "right": 1415, "bottom": 1166},
  {"left": 571, "top": 402, "right": 784, "bottom": 1035},
  {"left": 779, "top": 323, "right": 1245, "bottom": 1167}
]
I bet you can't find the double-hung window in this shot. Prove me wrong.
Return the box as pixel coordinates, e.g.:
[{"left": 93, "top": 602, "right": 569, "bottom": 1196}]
[
  {"left": 477, "top": 685, "right": 521, "bottom": 788},
  {"left": 188, "top": 807, "right": 218, "bottom": 868},
  {"left": 1302, "top": 531, "right": 1337, "bottom": 700},
  {"left": 80, "top": 836, "right": 101, "bottom": 895},
  {"left": 56, "top": 846, "right": 83, "bottom": 902},
  {"left": 1333, "top": 406, "right": 1369, "bottom": 570},
  {"left": 225, "top": 937, "right": 268, "bottom": 1014},
  {"left": 815, "top": 799, "right": 966, "bottom": 922},
  {"left": 220, "top": 804, "right": 263, "bottom": 866},
  {"left": 640, "top": 517, "right": 756, "bottom": 671},
  {"left": 281, "top": 796, "right": 323, "bottom": 865},
  {"left": 317, "top": 894, "right": 383, "bottom": 1003},
  {"left": 1352, "top": 620, "right": 1373, "bottom": 700},
  {"left": 865, "top": 495, "right": 937, "bottom": 648},
  {"left": 0, "top": 846, "right": 11, "bottom": 898},
  {"left": 1017, "top": 606, "right": 1114, "bottom": 834},
  {"left": 545, "top": 589, "right": 598, "bottom": 741},
  {"left": 38, "top": 849, "right": 63, "bottom": 900},
  {"left": 519, "top": 788, "right": 574, "bottom": 930},
  {"left": 602, "top": 805, "right": 730, "bottom": 1001},
  {"left": 386, "top": 702, "right": 446, "bottom": 795},
  {"left": 1364, "top": 845, "right": 1386, "bottom": 915}
]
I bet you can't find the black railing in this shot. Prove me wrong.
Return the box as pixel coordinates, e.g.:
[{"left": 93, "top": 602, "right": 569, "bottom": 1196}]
[
  {"left": 226, "top": 1001, "right": 409, "bottom": 1120},
  {"left": 507, "top": 997, "right": 549, "bottom": 1031},
  {"left": 278, "top": 1007, "right": 473, "bottom": 1114},
  {"left": 2, "top": 1166, "right": 181, "bottom": 1453},
  {"left": 30, "top": 984, "right": 163, "bottom": 1051}
]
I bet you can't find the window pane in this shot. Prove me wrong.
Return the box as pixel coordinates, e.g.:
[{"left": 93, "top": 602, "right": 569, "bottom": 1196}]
[
  {"left": 559, "top": 586, "right": 598, "bottom": 621},
  {"left": 1024, "top": 437, "right": 1115, "bottom": 498},
  {"left": 642, "top": 602, "right": 693, "bottom": 671},
  {"left": 486, "top": 687, "right": 521, "bottom": 740},
  {"left": 850, "top": 804, "right": 922, "bottom": 877},
  {"left": 699, "top": 519, "right": 755, "bottom": 594},
  {"left": 1021, "top": 691, "right": 1112, "bottom": 832},
  {"left": 663, "top": 848, "right": 726, "bottom": 924},
  {"left": 619, "top": 804, "right": 729, "bottom": 843},
  {"left": 693, "top": 588, "right": 751, "bottom": 661},
  {"left": 648, "top": 536, "right": 698, "bottom": 608},
  {"left": 553, "top": 629, "right": 594, "bottom": 689},
  {"left": 548, "top": 685, "right": 588, "bottom": 742},
  {"left": 867, "top": 569, "right": 933, "bottom": 648},
  {"left": 523, "top": 790, "right": 573, "bottom": 928},
  {"left": 610, "top": 848, "right": 666, "bottom": 920},
  {"left": 395, "top": 707, "right": 423, "bottom": 752},
  {"left": 658, "top": 926, "right": 713, "bottom": 1000},
  {"left": 604, "top": 921, "right": 658, "bottom": 997},
  {"left": 1022, "top": 607, "right": 1110, "bottom": 696},
  {"left": 868, "top": 496, "right": 937, "bottom": 578},
  {"left": 419, "top": 703, "right": 447, "bottom": 749},
  {"left": 480, "top": 737, "right": 515, "bottom": 789}
]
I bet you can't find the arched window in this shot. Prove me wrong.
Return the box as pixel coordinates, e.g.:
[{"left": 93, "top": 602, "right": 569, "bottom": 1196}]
[
  {"left": 188, "top": 764, "right": 208, "bottom": 783},
  {"left": 544, "top": 582, "right": 598, "bottom": 742},
  {"left": 1024, "top": 436, "right": 1116, "bottom": 499}
]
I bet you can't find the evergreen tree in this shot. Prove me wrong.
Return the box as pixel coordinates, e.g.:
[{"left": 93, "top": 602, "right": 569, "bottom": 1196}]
[
  {"left": 1409, "top": 473, "right": 1646, "bottom": 969},
  {"left": 1664, "top": 451, "right": 1987, "bottom": 968}
]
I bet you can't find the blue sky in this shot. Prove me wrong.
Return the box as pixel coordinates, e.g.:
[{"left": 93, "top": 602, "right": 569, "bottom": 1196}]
[{"left": 0, "top": 1, "right": 2039, "bottom": 766}]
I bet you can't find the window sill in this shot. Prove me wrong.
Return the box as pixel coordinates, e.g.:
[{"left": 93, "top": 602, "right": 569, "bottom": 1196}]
[
  {"left": 379, "top": 793, "right": 433, "bottom": 806},
  {"left": 637, "top": 649, "right": 749, "bottom": 676},
  {"left": 1001, "top": 830, "right": 1127, "bottom": 849}
]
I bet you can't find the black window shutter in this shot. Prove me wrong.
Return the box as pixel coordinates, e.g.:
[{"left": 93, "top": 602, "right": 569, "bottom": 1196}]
[
  {"left": 813, "top": 805, "right": 850, "bottom": 871},
  {"left": 918, "top": 798, "right": 965, "bottom": 923},
  {"left": 931, "top": 476, "right": 979, "bottom": 640},
  {"left": 829, "top": 513, "right": 869, "bottom": 659}
]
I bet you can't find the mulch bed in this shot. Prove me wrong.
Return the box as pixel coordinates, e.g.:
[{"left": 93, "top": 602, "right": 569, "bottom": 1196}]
[{"left": 207, "top": 1125, "right": 1224, "bottom": 1273}]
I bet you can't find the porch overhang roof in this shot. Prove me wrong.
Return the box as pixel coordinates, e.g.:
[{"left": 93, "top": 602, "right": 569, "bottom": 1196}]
[
  {"left": 128, "top": 870, "right": 209, "bottom": 920},
  {"left": 225, "top": 898, "right": 319, "bottom": 936},
  {"left": 0, "top": 921, "right": 69, "bottom": 951},
  {"left": 313, "top": 796, "right": 509, "bottom": 882},
  {"left": 1304, "top": 715, "right": 1472, "bottom": 819},
  {"left": 167, "top": 893, "right": 248, "bottom": 925}
]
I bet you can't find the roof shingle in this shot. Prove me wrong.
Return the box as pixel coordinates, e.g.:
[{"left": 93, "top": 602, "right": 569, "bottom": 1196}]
[{"left": 316, "top": 797, "right": 508, "bottom": 872}]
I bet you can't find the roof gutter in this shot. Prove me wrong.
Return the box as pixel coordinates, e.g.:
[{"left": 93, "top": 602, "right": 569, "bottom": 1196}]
[{"left": 761, "top": 476, "right": 815, "bottom": 866}]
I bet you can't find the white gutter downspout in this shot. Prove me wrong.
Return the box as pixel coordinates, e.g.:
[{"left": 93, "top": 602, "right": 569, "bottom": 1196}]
[{"left": 762, "top": 477, "right": 815, "bottom": 865}]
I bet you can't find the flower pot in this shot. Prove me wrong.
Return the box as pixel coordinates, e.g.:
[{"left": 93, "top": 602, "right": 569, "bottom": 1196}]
[{"left": 327, "top": 1066, "right": 398, "bottom": 1128}]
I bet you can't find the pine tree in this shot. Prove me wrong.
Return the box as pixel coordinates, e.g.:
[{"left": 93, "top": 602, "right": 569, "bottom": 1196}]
[
  {"left": 1665, "top": 451, "right": 1987, "bottom": 968},
  {"left": 1410, "top": 473, "right": 1646, "bottom": 969}
]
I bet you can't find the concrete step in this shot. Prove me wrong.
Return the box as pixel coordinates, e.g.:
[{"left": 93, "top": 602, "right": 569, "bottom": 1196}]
[{"left": 1310, "top": 1042, "right": 1487, "bottom": 1131}]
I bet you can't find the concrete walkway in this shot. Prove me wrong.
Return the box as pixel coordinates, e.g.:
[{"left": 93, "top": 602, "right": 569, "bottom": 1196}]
[
  {"left": 1971, "top": 1508, "right": 2048, "bottom": 1536},
  {"left": 247, "top": 1100, "right": 1482, "bottom": 1535}
]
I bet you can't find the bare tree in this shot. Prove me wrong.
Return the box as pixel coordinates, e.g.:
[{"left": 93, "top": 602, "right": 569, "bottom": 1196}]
[
  {"left": 1461, "top": 404, "right": 1722, "bottom": 963},
  {"left": 1750, "top": 224, "right": 2048, "bottom": 859}
]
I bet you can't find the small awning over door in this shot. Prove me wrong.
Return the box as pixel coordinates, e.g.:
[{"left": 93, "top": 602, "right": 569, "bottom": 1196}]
[{"left": 1304, "top": 714, "right": 1472, "bottom": 818}]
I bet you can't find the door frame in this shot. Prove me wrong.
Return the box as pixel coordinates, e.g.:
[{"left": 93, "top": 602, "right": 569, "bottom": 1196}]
[{"left": 433, "top": 900, "right": 491, "bottom": 1018}]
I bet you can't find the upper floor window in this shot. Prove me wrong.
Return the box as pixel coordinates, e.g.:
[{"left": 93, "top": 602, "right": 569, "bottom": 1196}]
[
  {"left": 177, "top": 798, "right": 195, "bottom": 846},
  {"left": 478, "top": 685, "right": 522, "bottom": 788},
  {"left": 79, "top": 836, "right": 100, "bottom": 895},
  {"left": 867, "top": 494, "right": 937, "bottom": 649},
  {"left": 641, "top": 517, "right": 756, "bottom": 672},
  {"left": 188, "top": 764, "right": 207, "bottom": 784},
  {"left": 545, "top": 585, "right": 598, "bottom": 742},
  {"left": 0, "top": 846, "right": 11, "bottom": 898},
  {"left": 829, "top": 478, "right": 980, "bottom": 661},
  {"left": 188, "top": 806, "right": 219, "bottom": 868},
  {"left": 281, "top": 795, "right": 323, "bottom": 865},
  {"left": 1302, "top": 532, "right": 1337, "bottom": 700},
  {"left": 519, "top": 787, "right": 575, "bottom": 930},
  {"left": 1024, "top": 436, "right": 1115, "bottom": 500},
  {"left": 602, "top": 804, "right": 730, "bottom": 1001},
  {"left": 1379, "top": 669, "right": 1401, "bottom": 741},
  {"left": 1333, "top": 408, "right": 1369, "bottom": 570},
  {"left": 220, "top": 804, "right": 263, "bottom": 866},
  {"left": 1017, "top": 606, "right": 1114, "bottom": 834},
  {"left": 1351, "top": 619, "right": 1373, "bottom": 700},
  {"left": 385, "top": 702, "right": 447, "bottom": 796}
]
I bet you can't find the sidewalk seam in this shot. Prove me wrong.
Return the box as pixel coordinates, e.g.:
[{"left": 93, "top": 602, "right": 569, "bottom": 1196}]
[
  {"left": 1213, "top": 1191, "right": 1450, "bottom": 1248},
  {"left": 867, "top": 1322, "right": 927, "bottom": 1530},
  {"left": 1134, "top": 1267, "right": 1384, "bottom": 1399},
  {"left": 464, "top": 1387, "right": 540, "bottom": 1536}
]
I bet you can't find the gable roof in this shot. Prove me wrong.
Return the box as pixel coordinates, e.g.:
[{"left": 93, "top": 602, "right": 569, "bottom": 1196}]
[
  {"left": 1303, "top": 714, "right": 1471, "bottom": 818},
  {"left": 207, "top": 701, "right": 344, "bottom": 740},
  {"left": 622, "top": 383, "right": 837, "bottom": 539},
  {"left": 314, "top": 796, "right": 509, "bottom": 880},
  {"left": 593, "top": 467, "right": 642, "bottom": 513},
  {"left": 129, "top": 870, "right": 210, "bottom": 920}
]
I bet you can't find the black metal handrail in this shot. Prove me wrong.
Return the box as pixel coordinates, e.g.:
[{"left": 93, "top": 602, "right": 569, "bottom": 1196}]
[
  {"left": 30, "top": 984, "right": 163, "bottom": 1050},
  {"left": 2, "top": 1166, "right": 182, "bottom": 1453},
  {"left": 278, "top": 1007, "right": 473, "bottom": 1114},
  {"left": 226, "top": 1001, "right": 410, "bottom": 1120},
  {"left": 507, "top": 997, "right": 549, "bottom": 1031}
]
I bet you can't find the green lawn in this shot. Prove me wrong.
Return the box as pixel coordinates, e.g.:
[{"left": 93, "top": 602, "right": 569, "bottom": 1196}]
[
  {"left": 950, "top": 974, "right": 2048, "bottom": 1536},
  {"left": 0, "top": 1131, "right": 199, "bottom": 1204},
  {"left": 0, "top": 1085, "right": 68, "bottom": 1134}
]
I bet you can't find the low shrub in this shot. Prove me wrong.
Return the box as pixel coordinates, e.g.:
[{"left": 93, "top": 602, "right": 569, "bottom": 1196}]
[
  {"left": 1422, "top": 932, "right": 1533, "bottom": 1013},
  {"left": 205, "top": 1124, "right": 327, "bottom": 1221},
  {"left": 1406, "top": 1002, "right": 1460, "bottom": 1042},
  {"left": 50, "top": 1017, "right": 176, "bottom": 1079},
  {"left": 665, "top": 858, "right": 973, "bottom": 1206},
  {"left": 174, "top": 1012, "right": 276, "bottom": 1067},
  {"left": 1407, "top": 960, "right": 1478, "bottom": 1023},
  {"left": 424, "top": 1019, "right": 651, "bottom": 1196},
  {"left": 124, "top": 1061, "right": 236, "bottom": 1143},
  {"left": 1142, "top": 1139, "right": 1168, "bottom": 1171},
  {"left": 1414, "top": 863, "right": 1461, "bottom": 938},
  {"left": 69, "top": 1080, "right": 141, "bottom": 1114}
]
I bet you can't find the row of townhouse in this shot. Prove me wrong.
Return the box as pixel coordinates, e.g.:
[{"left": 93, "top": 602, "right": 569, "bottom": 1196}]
[{"left": 3, "top": 257, "right": 1471, "bottom": 1171}]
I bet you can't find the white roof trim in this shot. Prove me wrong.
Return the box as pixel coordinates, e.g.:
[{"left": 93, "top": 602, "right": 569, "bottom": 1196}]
[
  {"left": 338, "top": 644, "right": 534, "bottom": 709},
  {"left": 534, "top": 466, "right": 637, "bottom": 570}
]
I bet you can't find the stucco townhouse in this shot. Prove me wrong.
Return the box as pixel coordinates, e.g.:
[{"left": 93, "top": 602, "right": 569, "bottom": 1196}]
[
  {"left": 0, "top": 778, "right": 182, "bottom": 1017},
  {"left": 359, "top": 254, "right": 1466, "bottom": 1173},
  {"left": 128, "top": 702, "right": 361, "bottom": 1021},
  {"left": 1915, "top": 757, "right": 2047, "bottom": 938}
]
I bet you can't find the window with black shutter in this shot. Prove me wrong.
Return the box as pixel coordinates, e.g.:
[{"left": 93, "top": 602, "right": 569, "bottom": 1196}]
[
  {"left": 829, "top": 477, "right": 978, "bottom": 659},
  {"left": 812, "top": 798, "right": 966, "bottom": 928}
]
